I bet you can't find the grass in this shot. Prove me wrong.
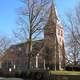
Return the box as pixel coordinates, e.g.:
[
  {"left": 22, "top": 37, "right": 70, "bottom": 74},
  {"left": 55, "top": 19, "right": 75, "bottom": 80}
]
[
  {"left": 5, "top": 78, "right": 23, "bottom": 80},
  {"left": 49, "top": 70, "right": 80, "bottom": 75}
]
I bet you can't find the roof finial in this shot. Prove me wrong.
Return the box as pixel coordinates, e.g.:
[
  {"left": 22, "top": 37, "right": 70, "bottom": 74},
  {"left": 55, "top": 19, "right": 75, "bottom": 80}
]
[
  {"left": 52, "top": 0, "right": 55, "bottom": 6},
  {"left": 51, "top": 0, "right": 55, "bottom": 10},
  {"left": 52, "top": 0, "right": 53, "bottom": 5}
]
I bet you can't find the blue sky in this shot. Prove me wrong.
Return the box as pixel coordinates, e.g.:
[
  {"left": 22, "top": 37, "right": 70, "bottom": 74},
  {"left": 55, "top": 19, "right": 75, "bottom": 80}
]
[
  {"left": 0, "top": 0, "right": 19, "bottom": 37},
  {"left": 55, "top": 0, "right": 80, "bottom": 21},
  {"left": 0, "top": 0, "right": 79, "bottom": 40}
]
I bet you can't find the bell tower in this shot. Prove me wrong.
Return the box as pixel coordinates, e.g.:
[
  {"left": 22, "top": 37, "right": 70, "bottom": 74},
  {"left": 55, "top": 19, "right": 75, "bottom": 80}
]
[
  {"left": 44, "top": 1, "right": 58, "bottom": 70},
  {"left": 44, "top": 1, "right": 65, "bottom": 70}
]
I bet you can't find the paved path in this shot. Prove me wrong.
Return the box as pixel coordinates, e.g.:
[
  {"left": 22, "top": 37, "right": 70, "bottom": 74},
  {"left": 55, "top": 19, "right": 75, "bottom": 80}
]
[
  {"left": 0, "top": 78, "right": 24, "bottom": 80},
  {"left": 0, "top": 77, "right": 4, "bottom": 80}
]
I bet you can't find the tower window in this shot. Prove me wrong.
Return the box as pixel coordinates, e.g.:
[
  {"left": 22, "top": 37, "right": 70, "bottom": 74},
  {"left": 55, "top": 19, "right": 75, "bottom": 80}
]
[
  {"left": 61, "top": 31, "right": 63, "bottom": 36},
  {"left": 58, "top": 29, "right": 60, "bottom": 35},
  {"left": 60, "top": 38, "right": 61, "bottom": 42}
]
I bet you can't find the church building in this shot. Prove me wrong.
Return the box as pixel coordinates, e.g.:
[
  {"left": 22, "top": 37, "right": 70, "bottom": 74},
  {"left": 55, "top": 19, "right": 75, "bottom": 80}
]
[{"left": 0, "top": 2, "right": 65, "bottom": 71}]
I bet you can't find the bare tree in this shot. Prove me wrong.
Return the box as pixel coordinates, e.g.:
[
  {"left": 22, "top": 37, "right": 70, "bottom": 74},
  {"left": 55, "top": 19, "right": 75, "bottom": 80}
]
[
  {"left": 64, "top": 3, "right": 80, "bottom": 65},
  {"left": 14, "top": 0, "right": 50, "bottom": 69},
  {"left": 0, "top": 36, "right": 11, "bottom": 55}
]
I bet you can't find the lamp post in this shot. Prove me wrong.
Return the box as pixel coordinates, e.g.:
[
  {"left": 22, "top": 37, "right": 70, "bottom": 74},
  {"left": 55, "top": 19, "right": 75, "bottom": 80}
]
[{"left": 9, "top": 68, "right": 12, "bottom": 72}]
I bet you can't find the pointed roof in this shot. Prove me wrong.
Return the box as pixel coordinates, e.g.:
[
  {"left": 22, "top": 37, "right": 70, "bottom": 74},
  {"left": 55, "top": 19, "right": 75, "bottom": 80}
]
[
  {"left": 44, "top": 0, "right": 58, "bottom": 34},
  {"left": 47, "top": 1, "right": 58, "bottom": 25}
]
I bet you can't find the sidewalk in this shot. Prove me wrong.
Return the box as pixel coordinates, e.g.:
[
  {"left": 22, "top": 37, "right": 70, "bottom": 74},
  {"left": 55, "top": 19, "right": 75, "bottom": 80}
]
[{"left": 0, "top": 78, "right": 24, "bottom": 80}]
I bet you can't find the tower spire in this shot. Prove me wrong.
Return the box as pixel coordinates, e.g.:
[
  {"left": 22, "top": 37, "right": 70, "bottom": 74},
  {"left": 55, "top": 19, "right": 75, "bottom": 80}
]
[
  {"left": 51, "top": 0, "right": 58, "bottom": 20},
  {"left": 52, "top": 0, "right": 54, "bottom": 6},
  {"left": 51, "top": 0, "right": 55, "bottom": 8},
  {"left": 47, "top": 0, "right": 57, "bottom": 25}
]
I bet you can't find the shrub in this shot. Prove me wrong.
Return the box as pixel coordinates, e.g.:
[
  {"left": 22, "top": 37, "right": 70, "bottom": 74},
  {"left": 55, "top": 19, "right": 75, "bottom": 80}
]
[
  {"left": 15, "top": 70, "right": 22, "bottom": 77},
  {"left": 31, "top": 70, "right": 49, "bottom": 80},
  {"left": 0, "top": 68, "right": 49, "bottom": 80},
  {"left": 65, "top": 65, "right": 80, "bottom": 71}
]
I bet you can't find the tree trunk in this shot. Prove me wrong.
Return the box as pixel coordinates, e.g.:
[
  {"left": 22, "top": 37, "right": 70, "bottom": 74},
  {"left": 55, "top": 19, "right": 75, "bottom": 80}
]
[
  {"left": 27, "top": 30, "right": 32, "bottom": 69},
  {"left": 73, "top": 47, "right": 77, "bottom": 65}
]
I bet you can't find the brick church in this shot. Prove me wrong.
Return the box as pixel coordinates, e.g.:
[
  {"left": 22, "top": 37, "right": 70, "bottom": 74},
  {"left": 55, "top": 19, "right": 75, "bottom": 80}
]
[{"left": 0, "top": 3, "right": 65, "bottom": 71}]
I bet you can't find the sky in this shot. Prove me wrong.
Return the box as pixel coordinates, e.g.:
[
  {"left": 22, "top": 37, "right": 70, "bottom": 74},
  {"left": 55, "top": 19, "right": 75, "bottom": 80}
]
[{"left": 0, "top": 0, "right": 80, "bottom": 41}]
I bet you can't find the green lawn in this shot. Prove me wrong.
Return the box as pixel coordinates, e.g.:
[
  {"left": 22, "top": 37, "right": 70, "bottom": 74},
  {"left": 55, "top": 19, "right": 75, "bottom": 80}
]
[
  {"left": 49, "top": 71, "right": 80, "bottom": 75},
  {"left": 4, "top": 78, "right": 23, "bottom": 80}
]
